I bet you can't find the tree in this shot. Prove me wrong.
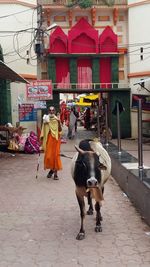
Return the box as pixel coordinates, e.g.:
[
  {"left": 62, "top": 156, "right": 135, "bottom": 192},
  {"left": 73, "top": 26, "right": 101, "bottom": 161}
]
[
  {"left": 66, "top": 0, "right": 92, "bottom": 8},
  {"left": 66, "top": 0, "right": 115, "bottom": 9}
]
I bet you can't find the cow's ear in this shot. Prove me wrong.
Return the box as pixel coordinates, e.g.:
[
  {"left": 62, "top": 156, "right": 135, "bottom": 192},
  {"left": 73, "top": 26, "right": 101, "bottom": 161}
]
[{"left": 75, "top": 145, "right": 85, "bottom": 154}]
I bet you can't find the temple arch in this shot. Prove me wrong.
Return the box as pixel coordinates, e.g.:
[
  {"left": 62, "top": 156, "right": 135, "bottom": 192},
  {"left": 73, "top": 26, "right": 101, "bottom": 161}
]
[
  {"left": 99, "top": 26, "right": 118, "bottom": 53},
  {"left": 49, "top": 26, "right": 68, "bottom": 53},
  {"left": 68, "top": 18, "right": 98, "bottom": 53}
]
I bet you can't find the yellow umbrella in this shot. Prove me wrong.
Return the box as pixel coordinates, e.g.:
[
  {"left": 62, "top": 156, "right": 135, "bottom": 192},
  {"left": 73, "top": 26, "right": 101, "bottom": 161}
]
[
  {"left": 83, "top": 93, "right": 99, "bottom": 101},
  {"left": 75, "top": 97, "right": 91, "bottom": 106}
]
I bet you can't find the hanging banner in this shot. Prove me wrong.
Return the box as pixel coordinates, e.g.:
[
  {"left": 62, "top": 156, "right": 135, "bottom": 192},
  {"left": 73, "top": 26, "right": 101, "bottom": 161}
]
[{"left": 26, "top": 80, "right": 52, "bottom": 100}]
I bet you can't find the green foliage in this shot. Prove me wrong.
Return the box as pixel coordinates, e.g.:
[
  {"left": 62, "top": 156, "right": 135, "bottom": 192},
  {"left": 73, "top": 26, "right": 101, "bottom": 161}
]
[
  {"left": 102, "top": 0, "right": 115, "bottom": 6},
  {"left": 67, "top": 0, "right": 92, "bottom": 9},
  {"left": 66, "top": 0, "right": 114, "bottom": 8},
  {"left": 78, "top": 0, "right": 93, "bottom": 9}
]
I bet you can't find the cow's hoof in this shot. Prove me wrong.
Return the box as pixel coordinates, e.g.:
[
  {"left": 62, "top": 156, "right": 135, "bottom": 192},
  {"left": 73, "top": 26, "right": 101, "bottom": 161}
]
[
  {"left": 87, "top": 209, "right": 93, "bottom": 215},
  {"left": 95, "top": 225, "right": 102, "bottom": 232},
  {"left": 76, "top": 232, "right": 85, "bottom": 240}
]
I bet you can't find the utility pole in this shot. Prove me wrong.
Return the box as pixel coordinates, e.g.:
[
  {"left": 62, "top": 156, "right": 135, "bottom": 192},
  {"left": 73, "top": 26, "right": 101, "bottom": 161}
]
[
  {"left": 35, "top": 3, "right": 44, "bottom": 59},
  {"left": 36, "top": 2, "right": 43, "bottom": 79}
]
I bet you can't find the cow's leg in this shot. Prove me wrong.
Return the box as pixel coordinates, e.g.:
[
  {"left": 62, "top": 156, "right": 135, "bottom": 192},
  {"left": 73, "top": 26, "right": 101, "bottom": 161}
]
[
  {"left": 95, "top": 202, "right": 102, "bottom": 232},
  {"left": 76, "top": 193, "right": 85, "bottom": 240},
  {"left": 87, "top": 191, "right": 94, "bottom": 215}
]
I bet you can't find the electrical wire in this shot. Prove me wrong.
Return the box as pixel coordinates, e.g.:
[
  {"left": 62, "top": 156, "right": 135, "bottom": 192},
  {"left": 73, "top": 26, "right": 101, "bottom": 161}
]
[
  {"left": 0, "top": 7, "right": 37, "bottom": 19},
  {"left": 3, "top": 29, "right": 150, "bottom": 66},
  {"left": 1, "top": 2, "right": 150, "bottom": 67},
  {"left": 2, "top": 22, "right": 150, "bottom": 63}
]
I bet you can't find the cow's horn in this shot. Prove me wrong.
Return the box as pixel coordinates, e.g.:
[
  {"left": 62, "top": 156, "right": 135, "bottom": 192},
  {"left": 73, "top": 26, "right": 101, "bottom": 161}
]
[{"left": 75, "top": 145, "right": 85, "bottom": 154}]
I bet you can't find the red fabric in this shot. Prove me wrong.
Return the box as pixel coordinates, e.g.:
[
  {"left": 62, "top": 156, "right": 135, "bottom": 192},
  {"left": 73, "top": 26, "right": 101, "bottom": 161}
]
[
  {"left": 56, "top": 58, "right": 70, "bottom": 88},
  {"left": 77, "top": 59, "right": 92, "bottom": 89},
  {"left": 60, "top": 102, "right": 67, "bottom": 124},
  {"left": 100, "top": 57, "right": 111, "bottom": 88},
  {"left": 99, "top": 26, "right": 118, "bottom": 53},
  {"left": 49, "top": 26, "right": 67, "bottom": 53},
  {"left": 68, "top": 18, "right": 98, "bottom": 53},
  {"left": 71, "top": 33, "right": 96, "bottom": 53}
]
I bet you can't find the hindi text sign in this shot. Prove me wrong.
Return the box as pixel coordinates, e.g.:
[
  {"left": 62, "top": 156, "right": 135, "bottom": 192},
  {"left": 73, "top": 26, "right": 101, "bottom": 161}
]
[{"left": 27, "top": 80, "right": 52, "bottom": 100}]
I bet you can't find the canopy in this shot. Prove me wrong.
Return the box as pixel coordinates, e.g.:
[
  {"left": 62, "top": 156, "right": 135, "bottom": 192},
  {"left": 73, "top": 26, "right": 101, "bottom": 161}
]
[
  {"left": 75, "top": 93, "right": 99, "bottom": 106},
  {"left": 75, "top": 97, "right": 91, "bottom": 107},
  {"left": 83, "top": 94, "right": 99, "bottom": 101},
  {"left": 0, "top": 60, "right": 28, "bottom": 83}
]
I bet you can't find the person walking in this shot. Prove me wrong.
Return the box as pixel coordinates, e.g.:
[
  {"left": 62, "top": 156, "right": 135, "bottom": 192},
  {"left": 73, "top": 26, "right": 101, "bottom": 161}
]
[
  {"left": 67, "top": 107, "right": 76, "bottom": 139},
  {"left": 40, "top": 106, "right": 62, "bottom": 180},
  {"left": 84, "top": 107, "right": 91, "bottom": 130}
]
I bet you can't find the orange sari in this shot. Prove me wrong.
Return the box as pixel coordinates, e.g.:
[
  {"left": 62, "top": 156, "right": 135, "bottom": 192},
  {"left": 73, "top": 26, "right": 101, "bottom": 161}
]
[{"left": 44, "top": 133, "right": 62, "bottom": 171}]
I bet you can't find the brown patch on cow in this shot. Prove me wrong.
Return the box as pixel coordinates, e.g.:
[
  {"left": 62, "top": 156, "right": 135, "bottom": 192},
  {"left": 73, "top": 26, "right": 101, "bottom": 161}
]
[
  {"left": 76, "top": 186, "right": 87, "bottom": 197},
  {"left": 87, "top": 187, "right": 104, "bottom": 203}
]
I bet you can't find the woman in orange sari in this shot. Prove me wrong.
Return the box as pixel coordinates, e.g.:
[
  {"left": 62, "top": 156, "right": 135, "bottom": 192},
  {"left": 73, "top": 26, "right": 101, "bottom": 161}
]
[{"left": 40, "top": 106, "right": 62, "bottom": 180}]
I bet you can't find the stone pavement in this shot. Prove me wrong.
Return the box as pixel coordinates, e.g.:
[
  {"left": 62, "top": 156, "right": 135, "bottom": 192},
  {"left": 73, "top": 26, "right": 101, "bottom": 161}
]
[{"left": 0, "top": 127, "right": 150, "bottom": 267}]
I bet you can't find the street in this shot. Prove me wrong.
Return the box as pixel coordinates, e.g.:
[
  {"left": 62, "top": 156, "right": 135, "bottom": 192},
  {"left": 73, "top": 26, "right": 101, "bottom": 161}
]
[{"left": 0, "top": 128, "right": 150, "bottom": 267}]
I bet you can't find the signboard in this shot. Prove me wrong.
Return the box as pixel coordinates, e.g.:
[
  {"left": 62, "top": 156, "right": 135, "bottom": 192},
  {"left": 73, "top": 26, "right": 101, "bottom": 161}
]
[
  {"left": 132, "top": 94, "right": 150, "bottom": 111},
  {"left": 19, "top": 104, "right": 37, "bottom": 122},
  {"left": 26, "top": 80, "right": 52, "bottom": 100},
  {"left": 34, "top": 101, "right": 47, "bottom": 109}
]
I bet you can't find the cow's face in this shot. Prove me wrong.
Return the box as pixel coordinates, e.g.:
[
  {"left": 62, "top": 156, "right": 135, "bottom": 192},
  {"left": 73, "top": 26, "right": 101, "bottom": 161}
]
[
  {"left": 86, "top": 152, "right": 100, "bottom": 188},
  {"left": 74, "top": 146, "right": 102, "bottom": 188}
]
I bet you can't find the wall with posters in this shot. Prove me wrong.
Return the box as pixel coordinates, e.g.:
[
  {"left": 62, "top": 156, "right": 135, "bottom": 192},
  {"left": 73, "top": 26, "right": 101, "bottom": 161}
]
[
  {"left": 18, "top": 103, "right": 37, "bottom": 134},
  {"left": 19, "top": 104, "right": 37, "bottom": 122}
]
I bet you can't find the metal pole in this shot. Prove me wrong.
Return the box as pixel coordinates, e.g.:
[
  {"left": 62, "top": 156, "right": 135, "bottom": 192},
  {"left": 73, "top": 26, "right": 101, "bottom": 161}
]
[
  {"left": 116, "top": 102, "right": 121, "bottom": 154},
  {"left": 138, "top": 99, "right": 143, "bottom": 171},
  {"left": 97, "top": 99, "right": 100, "bottom": 141},
  {"left": 105, "top": 103, "right": 109, "bottom": 146}
]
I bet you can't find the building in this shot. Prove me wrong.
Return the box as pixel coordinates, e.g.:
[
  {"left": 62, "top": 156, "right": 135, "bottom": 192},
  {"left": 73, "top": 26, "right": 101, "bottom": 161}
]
[
  {"left": 0, "top": 0, "right": 37, "bottom": 132},
  {"left": 37, "top": 0, "right": 132, "bottom": 138},
  {"left": 128, "top": 0, "right": 150, "bottom": 137}
]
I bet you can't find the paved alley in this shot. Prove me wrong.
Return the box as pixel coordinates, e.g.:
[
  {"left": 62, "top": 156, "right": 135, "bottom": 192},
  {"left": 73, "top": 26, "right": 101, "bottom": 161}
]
[{"left": 0, "top": 128, "right": 150, "bottom": 267}]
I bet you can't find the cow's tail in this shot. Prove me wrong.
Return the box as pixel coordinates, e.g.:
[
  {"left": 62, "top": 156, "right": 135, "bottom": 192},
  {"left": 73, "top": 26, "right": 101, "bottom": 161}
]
[{"left": 60, "top": 153, "right": 73, "bottom": 159}]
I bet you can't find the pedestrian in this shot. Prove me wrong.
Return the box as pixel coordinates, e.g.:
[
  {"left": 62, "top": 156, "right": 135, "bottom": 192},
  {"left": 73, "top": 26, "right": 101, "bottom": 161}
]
[
  {"left": 73, "top": 107, "right": 79, "bottom": 132},
  {"left": 40, "top": 106, "right": 62, "bottom": 180},
  {"left": 84, "top": 107, "right": 91, "bottom": 130},
  {"left": 67, "top": 107, "right": 76, "bottom": 139}
]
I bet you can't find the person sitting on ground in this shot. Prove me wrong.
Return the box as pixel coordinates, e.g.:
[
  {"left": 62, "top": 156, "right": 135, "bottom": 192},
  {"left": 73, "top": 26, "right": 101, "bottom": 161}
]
[{"left": 40, "top": 106, "right": 62, "bottom": 180}]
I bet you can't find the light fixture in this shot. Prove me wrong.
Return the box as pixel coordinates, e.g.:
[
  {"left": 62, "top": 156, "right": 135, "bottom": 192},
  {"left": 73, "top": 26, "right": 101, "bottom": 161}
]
[{"left": 46, "top": 23, "right": 57, "bottom": 31}]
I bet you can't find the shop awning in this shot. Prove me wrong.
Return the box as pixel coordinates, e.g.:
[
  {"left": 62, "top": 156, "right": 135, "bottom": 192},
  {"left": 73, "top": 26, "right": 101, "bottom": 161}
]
[
  {"left": 75, "top": 97, "right": 91, "bottom": 107},
  {"left": 83, "top": 94, "right": 99, "bottom": 101},
  {"left": 75, "top": 93, "right": 99, "bottom": 106},
  {"left": 0, "top": 60, "right": 29, "bottom": 83}
]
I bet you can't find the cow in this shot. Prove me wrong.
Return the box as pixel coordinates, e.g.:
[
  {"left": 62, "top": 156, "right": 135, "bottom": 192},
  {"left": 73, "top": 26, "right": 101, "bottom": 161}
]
[{"left": 71, "top": 139, "right": 111, "bottom": 240}]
